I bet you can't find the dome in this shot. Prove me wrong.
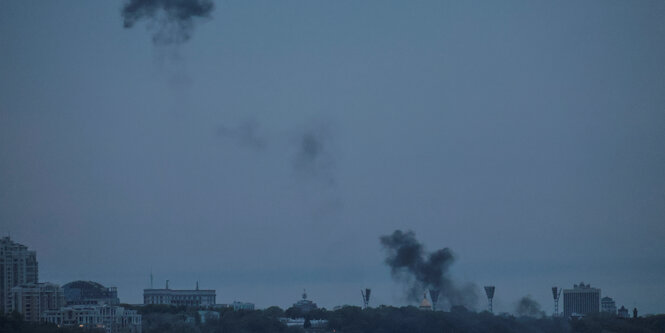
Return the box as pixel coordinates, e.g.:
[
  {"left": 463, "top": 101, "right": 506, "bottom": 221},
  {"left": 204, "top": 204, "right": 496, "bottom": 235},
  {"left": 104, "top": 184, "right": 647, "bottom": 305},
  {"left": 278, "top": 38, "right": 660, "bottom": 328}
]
[{"left": 62, "top": 280, "right": 118, "bottom": 304}]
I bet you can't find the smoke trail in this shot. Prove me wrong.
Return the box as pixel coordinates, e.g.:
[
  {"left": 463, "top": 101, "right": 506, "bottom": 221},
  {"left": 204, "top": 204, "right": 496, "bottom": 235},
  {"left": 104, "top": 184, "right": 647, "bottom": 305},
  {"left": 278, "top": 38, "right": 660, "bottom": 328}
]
[
  {"left": 293, "top": 125, "right": 335, "bottom": 185},
  {"left": 515, "top": 296, "right": 546, "bottom": 318},
  {"left": 217, "top": 119, "right": 266, "bottom": 151},
  {"left": 380, "top": 230, "right": 478, "bottom": 309},
  {"left": 122, "top": 0, "right": 214, "bottom": 45}
]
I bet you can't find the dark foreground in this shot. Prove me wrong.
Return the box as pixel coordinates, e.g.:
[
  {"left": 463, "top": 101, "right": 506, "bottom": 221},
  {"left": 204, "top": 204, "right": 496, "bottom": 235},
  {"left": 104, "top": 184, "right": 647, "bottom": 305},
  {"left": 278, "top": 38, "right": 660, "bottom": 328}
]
[{"left": 2, "top": 305, "right": 664, "bottom": 333}]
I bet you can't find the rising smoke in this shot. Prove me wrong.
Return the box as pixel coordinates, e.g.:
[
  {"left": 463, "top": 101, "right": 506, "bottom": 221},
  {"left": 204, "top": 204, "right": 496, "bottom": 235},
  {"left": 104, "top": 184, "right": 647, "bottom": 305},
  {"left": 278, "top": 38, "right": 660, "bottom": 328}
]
[
  {"left": 293, "top": 124, "right": 335, "bottom": 186},
  {"left": 121, "top": 0, "right": 214, "bottom": 45},
  {"left": 380, "top": 230, "right": 478, "bottom": 309},
  {"left": 217, "top": 119, "right": 267, "bottom": 151},
  {"left": 515, "top": 295, "right": 546, "bottom": 318}
]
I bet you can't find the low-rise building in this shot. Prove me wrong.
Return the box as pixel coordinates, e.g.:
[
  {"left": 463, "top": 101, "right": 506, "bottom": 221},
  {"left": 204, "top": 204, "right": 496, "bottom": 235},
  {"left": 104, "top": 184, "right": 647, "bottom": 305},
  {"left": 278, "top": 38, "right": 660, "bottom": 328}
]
[
  {"left": 601, "top": 296, "right": 616, "bottom": 314},
  {"left": 10, "top": 283, "right": 64, "bottom": 322},
  {"left": 618, "top": 305, "right": 630, "bottom": 318},
  {"left": 292, "top": 290, "right": 317, "bottom": 313},
  {"left": 143, "top": 282, "right": 215, "bottom": 307},
  {"left": 232, "top": 301, "right": 255, "bottom": 311},
  {"left": 63, "top": 280, "right": 119, "bottom": 306},
  {"left": 42, "top": 304, "right": 141, "bottom": 333}
]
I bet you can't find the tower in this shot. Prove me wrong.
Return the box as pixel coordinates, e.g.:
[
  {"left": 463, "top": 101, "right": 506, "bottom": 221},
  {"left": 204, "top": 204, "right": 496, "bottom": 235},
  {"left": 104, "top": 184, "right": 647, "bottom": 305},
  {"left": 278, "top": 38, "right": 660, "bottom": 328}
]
[
  {"left": 552, "top": 286, "right": 562, "bottom": 317},
  {"left": 361, "top": 288, "right": 371, "bottom": 309},
  {"left": 484, "top": 286, "right": 495, "bottom": 313},
  {"left": 428, "top": 289, "right": 440, "bottom": 311},
  {"left": 0, "top": 237, "right": 38, "bottom": 313}
]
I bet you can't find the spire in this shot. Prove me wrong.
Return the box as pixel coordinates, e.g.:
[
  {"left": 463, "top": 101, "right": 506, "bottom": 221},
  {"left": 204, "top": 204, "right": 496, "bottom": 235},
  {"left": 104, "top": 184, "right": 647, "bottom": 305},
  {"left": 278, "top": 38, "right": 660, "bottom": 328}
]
[{"left": 196, "top": 281, "right": 199, "bottom": 290}]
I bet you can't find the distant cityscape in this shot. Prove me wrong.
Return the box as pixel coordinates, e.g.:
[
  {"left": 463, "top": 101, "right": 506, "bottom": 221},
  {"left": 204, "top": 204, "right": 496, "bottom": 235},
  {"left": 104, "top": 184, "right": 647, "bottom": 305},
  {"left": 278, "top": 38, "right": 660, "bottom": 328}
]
[{"left": 0, "top": 236, "right": 643, "bottom": 333}]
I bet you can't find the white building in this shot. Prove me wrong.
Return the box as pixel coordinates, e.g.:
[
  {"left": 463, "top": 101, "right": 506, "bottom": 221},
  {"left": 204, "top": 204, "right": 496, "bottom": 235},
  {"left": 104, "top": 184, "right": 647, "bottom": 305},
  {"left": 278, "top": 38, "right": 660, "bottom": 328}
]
[
  {"left": 11, "top": 282, "right": 64, "bottom": 322},
  {"left": 42, "top": 304, "right": 141, "bottom": 333},
  {"left": 1, "top": 237, "right": 38, "bottom": 313}
]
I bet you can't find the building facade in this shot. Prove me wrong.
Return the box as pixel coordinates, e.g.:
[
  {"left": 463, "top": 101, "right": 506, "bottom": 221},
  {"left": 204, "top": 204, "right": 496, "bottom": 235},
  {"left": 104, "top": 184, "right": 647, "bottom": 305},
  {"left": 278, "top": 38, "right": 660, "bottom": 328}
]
[
  {"left": 1, "top": 237, "right": 38, "bottom": 313},
  {"left": 293, "top": 290, "right": 318, "bottom": 313},
  {"left": 63, "top": 280, "right": 119, "bottom": 305},
  {"left": 563, "top": 282, "right": 600, "bottom": 317},
  {"left": 143, "top": 283, "right": 215, "bottom": 307},
  {"left": 42, "top": 304, "right": 141, "bottom": 333},
  {"left": 601, "top": 296, "right": 616, "bottom": 314},
  {"left": 232, "top": 301, "right": 255, "bottom": 311},
  {"left": 617, "top": 305, "right": 630, "bottom": 318},
  {"left": 10, "top": 282, "right": 64, "bottom": 322}
]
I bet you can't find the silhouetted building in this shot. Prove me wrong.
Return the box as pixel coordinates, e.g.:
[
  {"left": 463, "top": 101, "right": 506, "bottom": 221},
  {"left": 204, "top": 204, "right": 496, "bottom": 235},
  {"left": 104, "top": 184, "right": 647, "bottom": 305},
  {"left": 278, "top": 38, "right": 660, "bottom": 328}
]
[
  {"left": 601, "top": 296, "right": 616, "bottom": 314},
  {"left": 0, "top": 237, "right": 38, "bottom": 313},
  {"left": 63, "top": 280, "right": 119, "bottom": 305},
  {"left": 617, "top": 305, "right": 629, "bottom": 318},
  {"left": 232, "top": 301, "right": 255, "bottom": 311},
  {"left": 143, "top": 282, "right": 215, "bottom": 306},
  {"left": 293, "top": 289, "right": 317, "bottom": 313},
  {"left": 419, "top": 292, "right": 432, "bottom": 311},
  {"left": 563, "top": 282, "right": 600, "bottom": 317},
  {"left": 42, "top": 304, "right": 141, "bottom": 333},
  {"left": 10, "top": 283, "right": 64, "bottom": 322},
  {"left": 633, "top": 307, "right": 638, "bottom": 318}
]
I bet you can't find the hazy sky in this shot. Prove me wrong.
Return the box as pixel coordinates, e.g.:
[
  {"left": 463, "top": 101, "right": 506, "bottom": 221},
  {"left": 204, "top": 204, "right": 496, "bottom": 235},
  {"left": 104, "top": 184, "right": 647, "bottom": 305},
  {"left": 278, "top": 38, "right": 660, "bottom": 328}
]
[{"left": 1, "top": 0, "right": 664, "bottom": 314}]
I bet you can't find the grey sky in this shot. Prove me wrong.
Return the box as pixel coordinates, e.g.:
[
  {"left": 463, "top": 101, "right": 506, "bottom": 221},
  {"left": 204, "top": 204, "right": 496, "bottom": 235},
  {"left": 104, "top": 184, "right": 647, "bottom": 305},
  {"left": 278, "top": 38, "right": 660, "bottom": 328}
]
[{"left": 1, "top": 0, "right": 664, "bottom": 314}]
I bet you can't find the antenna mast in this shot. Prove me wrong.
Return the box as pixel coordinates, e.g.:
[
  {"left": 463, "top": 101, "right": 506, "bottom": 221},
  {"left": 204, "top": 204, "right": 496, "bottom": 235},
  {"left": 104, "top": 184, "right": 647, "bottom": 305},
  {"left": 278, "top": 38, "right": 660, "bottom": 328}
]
[
  {"left": 552, "top": 287, "right": 562, "bottom": 317},
  {"left": 361, "top": 288, "right": 371, "bottom": 309},
  {"left": 484, "top": 286, "right": 496, "bottom": 313}
]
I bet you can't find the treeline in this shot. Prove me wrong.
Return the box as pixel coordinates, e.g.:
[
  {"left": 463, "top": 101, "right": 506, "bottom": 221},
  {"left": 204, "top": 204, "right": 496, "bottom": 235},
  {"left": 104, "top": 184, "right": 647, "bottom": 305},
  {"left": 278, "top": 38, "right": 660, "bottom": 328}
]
[
  {"left": 133, "top": 304, "right": 665, "bottom": 333},
  {"left": 323, "top": 306, "right": 665, "bottom": 333},
  {"left": 4, "top": 305, "right": 665, "bottom": 333}
]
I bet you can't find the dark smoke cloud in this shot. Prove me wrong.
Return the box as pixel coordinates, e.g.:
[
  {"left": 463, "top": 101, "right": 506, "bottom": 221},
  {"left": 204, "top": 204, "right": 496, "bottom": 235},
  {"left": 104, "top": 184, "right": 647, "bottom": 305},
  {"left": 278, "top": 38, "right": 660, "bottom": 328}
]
[
  {"left": 515, "top": 295, "right": 546, "bottom": 318},
  {"left": 293, "top": 125, "right": 335, "bottom": 185},
  {"left": 380, "top": 230, "right": 479, "bottom": 309},
  {"left": 217, "top": 119, "right": 266, "bottom": 151},
  {"left": 122, "top": 0, "right": 214, "bottom": 45}
]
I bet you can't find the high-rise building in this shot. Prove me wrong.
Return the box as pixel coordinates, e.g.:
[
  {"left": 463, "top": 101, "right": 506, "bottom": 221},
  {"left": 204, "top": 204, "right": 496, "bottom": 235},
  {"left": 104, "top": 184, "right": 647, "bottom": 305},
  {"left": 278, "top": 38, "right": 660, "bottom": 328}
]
[
  {"left": 10, "top": 282, "right": 65, "bottom": 322},
  {"left": 563, "top": 282, "right": 600, "bottom": 317},
  {"left": 601, "top": 296, "right": 616, "bottom": 314},
  {"left": 1, "top": 237, "right": 38, "bottom": 313}
]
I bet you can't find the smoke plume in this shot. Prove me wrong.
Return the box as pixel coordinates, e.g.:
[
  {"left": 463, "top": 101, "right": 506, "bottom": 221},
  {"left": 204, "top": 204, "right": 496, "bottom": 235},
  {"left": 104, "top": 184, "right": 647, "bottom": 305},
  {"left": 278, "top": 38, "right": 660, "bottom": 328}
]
[
  {"left": 380, "top": 230, "right": 478, "bottom": 309},
  {"left": 293, "top": 125, "right": 335, "bottom": 185},
  {"left": 515, "top": 296, "right": 546, "bottom": 318},
  {"left": 217, "top": 119, "right": 266, "bottom": 151},
  {"left": 122, "top": 0, "right": 214, "bottom": 45}
]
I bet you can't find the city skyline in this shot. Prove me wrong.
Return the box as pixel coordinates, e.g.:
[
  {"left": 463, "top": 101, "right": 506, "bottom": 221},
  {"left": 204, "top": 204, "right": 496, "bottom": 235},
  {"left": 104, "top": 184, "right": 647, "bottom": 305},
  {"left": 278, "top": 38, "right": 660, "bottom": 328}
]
[
  {"left": 0, "top": 234, "right": 654, "bottom": 317},
  {"left": 2, "top": 0, "right": 664, "bottom": 316}
]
